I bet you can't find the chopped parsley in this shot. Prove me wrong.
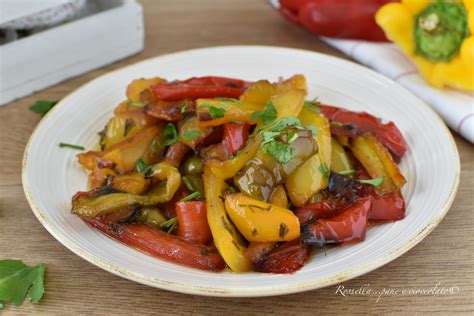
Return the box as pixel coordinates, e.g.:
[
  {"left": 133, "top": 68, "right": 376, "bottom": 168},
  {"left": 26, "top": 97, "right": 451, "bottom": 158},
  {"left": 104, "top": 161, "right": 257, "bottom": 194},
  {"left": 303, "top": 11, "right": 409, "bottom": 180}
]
[
  {"left": 215, "top": 97, "right": 240, "bottom": 102},
  {"left": 135, "top": 158, "right": 153, "bottom": 175},
  {"left": 338, "top": 169, "right": 355, "bottom": 176},
  {"left": 319, "top": 162, "right": 330, "bottom": 178},
  {"left": 0, "top": 260, "right": 46, "bottom": 308},
  {"left": 181, "top": 101, "right": 187, "bottom": 113},
  {"left": 29, "top": 100, "right": 58, "bottom": 116},
  {"left": 123, "top": 119, "right": 133, "bottom": 137},
  {"left": 180, "top": 191, "right": 202, "bottom": 202},
  {"left": 59, "top": 142, "right": 85, "bottom": 150},
  {"left": 184, "top": 130, "right": 201, "bottom": 140},
  {"left": 359, "top": 176, "right": 385, "bottom": 187},
  {"left": 181, "top": 176, "right": 194, "bottom": 191},
  {"left": 307, "top": 124, "right": 318, "bottom": 136},
  {"left": 251, "top": 102, "right": 277, "bottom": 126},
  {"left": 160, "top": 217, "right": 178, "bottom": 234},
  {"left": 261, "top": 141, "right": 295, "bottom": 164},
  {"left": 199, "top": 104, "right": 226, "bottom": 119},
  {"left": 162, "top": 123, "right": 178, "bottom": 146},
  {"left": 127, "top": 100, "right": 146, "bottom": 108},
  {"left": 303, "top": 99, "right": 321, "bottom": 113},
  {"left": 279, "top": 223, "right": 289, "bottom": 238}
]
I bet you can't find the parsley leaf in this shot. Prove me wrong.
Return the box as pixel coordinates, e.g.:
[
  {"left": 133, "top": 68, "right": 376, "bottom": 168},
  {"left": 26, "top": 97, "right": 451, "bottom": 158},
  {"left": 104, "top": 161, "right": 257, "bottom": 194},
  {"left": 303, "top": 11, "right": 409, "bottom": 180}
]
[
  {"left": 319, "top": 162, "right": 330, "bottom": 178},
  {"left": 123, "top": 119, "right": 134, "bottom": 137},
  {"left": 251, "top": 102, "right": 277, "bottom": 126},
  {"left": 359, "top": 176, "right": 385, "bottom": 187},
  {"left": 29, "top": 100, "right": 57, "bottom": 116},
  {"left": 162, "top": 123, "right": 178, "bottom": 146},
  {"left": 127, "top": 100, "right": 146, "bottom": 108},
  {"left": 304, "top": 99, "right": 321, "bottom": 113},
  {"left": 307, "top": 124, "right": 318, "bottom": 136},
  {"left": 181, "top": 101, "right": 187, "bottom": 113},
  {"left": 0, "top": 260, "right": 46, "bottom": 307},
  {"left": 135, "top": 159, "right": 153, "bottom": 175},
  {"left": 199, "top": 104, "right": 226, "bottom": 119},
  {"left": 184, "top": 130, "right": 201, "bottom": 140},
  {"left": 160, "top": 217, "right": 178, "bottom": 234},
  {"left": 180, "top": 191, "right": 202, "bottom": 202},
  {"left": 261, "top": 141, "right": 295, "bottom": 164},
  {"left": 59, "top": 143, "right": 85, "bottom": 150},
  {"left": 338, "top": 169, "right": 356, "bottom": 175},
  {"left": 215, "top": 97, "right": 240, "bottom": 102}
]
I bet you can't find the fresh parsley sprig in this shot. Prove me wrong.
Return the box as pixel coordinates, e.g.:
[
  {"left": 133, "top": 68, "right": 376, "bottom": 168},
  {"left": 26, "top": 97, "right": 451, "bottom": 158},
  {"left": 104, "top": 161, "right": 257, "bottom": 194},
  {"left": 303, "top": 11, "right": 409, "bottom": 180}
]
[
  {"left": 184, "top": 130, "right": 201, "bottom": 140},
  {"left": 160, "top": 217, "right": 178, "bottom": 234},
  {"left": 251, "top": 101, "right": 277, "bottom": 126},
  {"left": 199, "top": 104, "right": 226, "bottom": 119},
  {"left": 0, "top": 260, "right": 46, "bottom": 308}
]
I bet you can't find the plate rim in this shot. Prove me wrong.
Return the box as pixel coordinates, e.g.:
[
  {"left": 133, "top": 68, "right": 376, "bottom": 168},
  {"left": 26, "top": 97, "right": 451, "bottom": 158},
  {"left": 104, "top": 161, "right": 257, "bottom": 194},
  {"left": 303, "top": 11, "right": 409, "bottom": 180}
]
[{"left": 21, "top": 45, "right": 461, "bottom": 297}]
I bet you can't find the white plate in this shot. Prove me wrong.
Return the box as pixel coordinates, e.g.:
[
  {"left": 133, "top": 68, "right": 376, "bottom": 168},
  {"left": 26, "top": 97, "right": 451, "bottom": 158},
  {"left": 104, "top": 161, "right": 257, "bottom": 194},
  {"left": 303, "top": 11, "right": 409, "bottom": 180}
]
[{"left": 22, "top": 46, "right": 460, "bottom": 297}]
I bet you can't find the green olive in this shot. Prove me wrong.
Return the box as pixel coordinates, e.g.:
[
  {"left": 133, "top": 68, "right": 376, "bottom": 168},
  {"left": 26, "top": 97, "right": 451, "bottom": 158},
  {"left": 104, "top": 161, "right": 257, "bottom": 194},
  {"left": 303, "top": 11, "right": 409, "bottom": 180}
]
[
  {"left": 183, "top": 155, "right": 204, "bottom": 175},
  {"left": 136, "top": 207, "right": 166, "bottom": 228}
]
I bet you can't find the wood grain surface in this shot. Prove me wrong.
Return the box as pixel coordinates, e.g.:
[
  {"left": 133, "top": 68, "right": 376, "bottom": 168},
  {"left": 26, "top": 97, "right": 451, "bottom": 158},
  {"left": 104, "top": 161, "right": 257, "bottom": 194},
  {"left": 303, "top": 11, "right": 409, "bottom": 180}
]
[{"left": 1, "top": 0, "right": 473, "bottom": 314}]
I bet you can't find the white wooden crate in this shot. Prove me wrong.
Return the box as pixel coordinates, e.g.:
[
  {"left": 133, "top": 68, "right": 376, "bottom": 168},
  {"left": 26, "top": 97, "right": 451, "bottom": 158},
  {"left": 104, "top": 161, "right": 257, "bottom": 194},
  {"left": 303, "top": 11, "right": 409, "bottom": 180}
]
[{"left": 0, "top": 0, "right": 144, "bottom": 106}]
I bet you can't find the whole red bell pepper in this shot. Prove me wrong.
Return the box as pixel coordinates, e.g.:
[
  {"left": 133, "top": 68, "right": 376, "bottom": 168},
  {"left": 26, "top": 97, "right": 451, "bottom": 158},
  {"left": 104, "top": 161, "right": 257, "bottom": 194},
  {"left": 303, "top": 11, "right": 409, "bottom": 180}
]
[
  {"left": 175, "top": 201, "right": 212, "bottom": 244},
  {"left": 85, "top": 218, "right": 225, "bottom": 271},
  {"left": 301, "top": 196, "right": 371, "bottom": 245},
  {"left": 222, "top": 122, "right": 250, "bottom": 156},
  {"left": 318, "top": 104, "right": 406, "bottom": 160},
  {"left": 278, "top": 0, "right": 395, "bottom": 42},
  {"left": 152, "top": 76, "right": 251, "bottom": 101}
]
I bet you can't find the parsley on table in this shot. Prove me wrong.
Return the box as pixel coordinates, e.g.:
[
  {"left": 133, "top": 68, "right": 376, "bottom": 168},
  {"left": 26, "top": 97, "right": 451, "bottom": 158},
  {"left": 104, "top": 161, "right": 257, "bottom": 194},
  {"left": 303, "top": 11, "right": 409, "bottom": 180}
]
[
  {"left": 0, "top": 260, "right": 46, "bottom": 308},
  {"left": 199, "top": 104, "right": 226, "bottom": 119},
  {"left": 359, "top": 176, "right": 385, "bottom": 187},
  {"left": 251, "top": 102, "right": 277, "bottom": 126},
  {"left": 29, "top": 100, "right": 57, "bottom": 116},
  {"left": 58, "top": 143, "right": 85, "bottom": 150},
  {"left": 184, "top": 130, "right": 201, "bottom": 140},
  {"left": 162, "top": 123, "right": 178, "bottom": 147}
]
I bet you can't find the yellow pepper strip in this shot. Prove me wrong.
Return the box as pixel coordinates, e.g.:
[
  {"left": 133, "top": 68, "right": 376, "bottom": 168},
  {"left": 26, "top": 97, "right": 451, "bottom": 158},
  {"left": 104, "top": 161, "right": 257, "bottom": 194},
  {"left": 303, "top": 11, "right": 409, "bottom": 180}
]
[
  {"left": 126, "top": 77, "right": 166, "bottom": 102},
  {"left": 286, "top": 107, "right": 332, "bottom": 206},
  {"left": 71, "top": 162, "right": 180, "bottom": 218},
  {"left": 111, "top": 173, "right": 150, "bottom": 195},
  {"left": 277, "top": 74, "right": 308, "bottom": 95},
  {"left": 225, "top": 193, "right": 300, "bottom": 243},
  {"left": 239, "top": 80, "right": 276, "bottom": 106},
  {"left": 350, "top": 134, "right": 406, "bottom": 194},
  {"left": 269, "top": 184, "right": 289, "bottom": 209},
  {"left": 376, "top": 0, "right": 474, "bottom": 91},
  {"left": 330, "top": 137, "right": 353, "bottom": 173},
  {"left": 203, "top": 167, "right": 250, "bottom": 272},
  {"left": 271, "top": 88, "right": 306, "bottom": 120},
  {"left": 196, "top": 98, "right": 261, "bottom": 127}
]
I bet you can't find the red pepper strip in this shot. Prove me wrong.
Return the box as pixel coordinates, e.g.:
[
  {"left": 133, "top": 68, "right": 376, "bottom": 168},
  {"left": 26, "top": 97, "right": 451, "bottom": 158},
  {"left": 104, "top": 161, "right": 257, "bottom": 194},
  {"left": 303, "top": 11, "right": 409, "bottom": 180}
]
[
  {"left": 157, "top": 185, "right": 190, "bottom": 218},
  {"left": 222, "top": 122, "right": 250, "bottom": 156},
  {"left": 152, "top": 76, "right": 251, "bottom": 101},
  {"left": 84, "top": 218, "right": 225, "bottom": 271},
  {"left": 164, "top": 142, "right": 190, "bottom": 168},
  {"left": 369, "top": 190, "right": 405, "bottom": 222},
  {"left": 176, "top": 201, "right": 212, "bottom": 244},
  {"left": 301, "top": 196, "right": 371, "bottom": 246},
  {"left": 253, "top": 239, "right": 310, "bottom": 274},
  {"left": 244, "top": 242, "right": 278, "bottom": 265},
  {"left": 279, "top": 0, "right": 392, "bottom": 42},
  {"left": 295, "top": 199, "right": 352, "bottom": 225},
  {"left": 318, "top": 104, "right": 406, "bottom": 160}
]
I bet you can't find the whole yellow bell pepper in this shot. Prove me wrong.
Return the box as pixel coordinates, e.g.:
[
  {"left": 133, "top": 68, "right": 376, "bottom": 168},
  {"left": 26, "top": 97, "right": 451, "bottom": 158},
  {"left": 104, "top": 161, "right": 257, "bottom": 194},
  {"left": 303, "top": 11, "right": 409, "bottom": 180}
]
[
  {"left": 376, "top": 0, "right": 474, "bottom": 91},
  {"left": 224, "top": 193, "right": 300, "bottom": 242}
]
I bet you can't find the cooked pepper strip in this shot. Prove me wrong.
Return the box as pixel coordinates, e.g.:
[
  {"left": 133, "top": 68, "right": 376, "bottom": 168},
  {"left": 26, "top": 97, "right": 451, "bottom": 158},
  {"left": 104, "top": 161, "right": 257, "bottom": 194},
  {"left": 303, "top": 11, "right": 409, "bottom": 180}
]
[
  {"left": 330, "top": 137, "right": 353, "bottom": 173},
  {"left": 196, "top": 99, "right": 261, "bottom": 127},
  {"left": 176, "top": 201, "right": 212, "bottom": 244},
  {"left": 72, "top": 162, "right": 180, "bottom": 218},
  {"left": 318, "top": 104, "right": 406, "bottom": 160},
  {"left": 301, "top": 196, "right": 371, "bottom": 245},
  {"left": 350, "top": 133, "right": 406, "bottom": 194},
  {"left": 224, "top": 193, "right": 300, "bottom": 242},
  {"left": 222, "top": 123, "right": 250, "bottom": 156},
  {"left": 203, "top": 167, "right": 250, "bottom": 272},
  {"left": 252, "top": 239, "right": 310, "bottom": 274},
  {"left": 152, "top": 76, "right": 251, "bottom": 101},
  {"left": 85, "top": 218, "right": 225, "bottom": 271}
]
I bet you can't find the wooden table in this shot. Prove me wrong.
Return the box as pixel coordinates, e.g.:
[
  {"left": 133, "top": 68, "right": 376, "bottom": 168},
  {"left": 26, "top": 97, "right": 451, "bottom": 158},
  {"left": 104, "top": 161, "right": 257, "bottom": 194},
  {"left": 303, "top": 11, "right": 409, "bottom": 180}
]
[{"left": 1, "top": 1, "right": 473, "bottom": 314}]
